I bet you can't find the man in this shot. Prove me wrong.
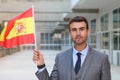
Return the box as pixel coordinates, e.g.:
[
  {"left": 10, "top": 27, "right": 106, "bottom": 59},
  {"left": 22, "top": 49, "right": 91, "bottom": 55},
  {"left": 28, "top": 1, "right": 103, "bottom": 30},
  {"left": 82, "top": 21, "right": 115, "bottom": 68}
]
[{"left": 33, "top": 16, "right": 111, "bottom": 80}]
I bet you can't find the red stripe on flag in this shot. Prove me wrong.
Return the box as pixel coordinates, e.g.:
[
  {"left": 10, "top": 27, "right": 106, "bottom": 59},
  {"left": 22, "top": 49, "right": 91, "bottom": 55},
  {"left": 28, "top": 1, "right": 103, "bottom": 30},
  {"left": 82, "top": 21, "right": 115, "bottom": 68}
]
[{"left": 3, "top": 34, "right": 34, "bottom": 48}]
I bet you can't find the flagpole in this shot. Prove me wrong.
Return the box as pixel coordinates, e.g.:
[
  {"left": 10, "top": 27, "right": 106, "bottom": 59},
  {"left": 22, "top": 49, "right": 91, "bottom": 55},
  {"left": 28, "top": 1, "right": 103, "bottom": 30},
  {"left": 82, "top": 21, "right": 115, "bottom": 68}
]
[
  {"left": 32, "top": 5, "right": 40, "bottom": 65},
  {"left": 32, "top": 5, "right": 38, "bottom": 49}
]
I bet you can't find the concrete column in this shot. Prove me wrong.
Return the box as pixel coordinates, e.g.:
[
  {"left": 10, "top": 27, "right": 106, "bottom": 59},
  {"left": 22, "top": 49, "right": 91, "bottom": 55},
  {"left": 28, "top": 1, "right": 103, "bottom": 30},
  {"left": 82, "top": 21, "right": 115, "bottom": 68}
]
[{"left": 109, "top": 12, "right": 113, "bottom": 64}]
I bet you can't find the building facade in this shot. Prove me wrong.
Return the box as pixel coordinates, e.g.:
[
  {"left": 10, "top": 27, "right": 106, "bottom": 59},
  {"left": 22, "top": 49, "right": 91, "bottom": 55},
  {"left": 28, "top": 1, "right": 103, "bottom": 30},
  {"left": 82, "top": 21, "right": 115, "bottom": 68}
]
[{"left": 0, "top": 0, "right": 120, "bottom": 66}]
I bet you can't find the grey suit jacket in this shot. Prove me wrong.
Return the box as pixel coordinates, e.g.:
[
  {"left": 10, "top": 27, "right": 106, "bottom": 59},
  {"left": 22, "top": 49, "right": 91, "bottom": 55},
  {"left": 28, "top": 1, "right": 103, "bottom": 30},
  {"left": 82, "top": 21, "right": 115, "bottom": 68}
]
[{"left": 36, "top": 47, "right": 111, "bottom": 80}]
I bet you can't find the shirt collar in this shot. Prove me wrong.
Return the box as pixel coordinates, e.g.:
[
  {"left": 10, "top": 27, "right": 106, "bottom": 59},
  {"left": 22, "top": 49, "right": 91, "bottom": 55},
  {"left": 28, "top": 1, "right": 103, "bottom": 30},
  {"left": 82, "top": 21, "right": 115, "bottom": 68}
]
[{"left": 72, "top": 44, "right": 89, "bottom": 55}]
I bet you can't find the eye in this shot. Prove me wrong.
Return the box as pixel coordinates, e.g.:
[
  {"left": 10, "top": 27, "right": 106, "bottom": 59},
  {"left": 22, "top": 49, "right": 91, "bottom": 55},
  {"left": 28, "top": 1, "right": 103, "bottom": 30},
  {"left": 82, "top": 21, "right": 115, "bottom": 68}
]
[
  {"left": 80, "top": 27, "right": 86, "bottom": 31},
  {"left": 71, "top": 28, "right": 77, "bottom": 31}
]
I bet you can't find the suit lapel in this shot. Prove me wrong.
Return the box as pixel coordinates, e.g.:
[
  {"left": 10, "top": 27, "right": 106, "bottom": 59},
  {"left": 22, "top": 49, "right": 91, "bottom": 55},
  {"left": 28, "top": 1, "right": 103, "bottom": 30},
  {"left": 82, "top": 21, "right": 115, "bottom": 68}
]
[
  {"left": 79, "top": 48, "right": 94, "bottom": 79},
  {"left": 65, "top": 48, "right": 73, "bottom": 80}
]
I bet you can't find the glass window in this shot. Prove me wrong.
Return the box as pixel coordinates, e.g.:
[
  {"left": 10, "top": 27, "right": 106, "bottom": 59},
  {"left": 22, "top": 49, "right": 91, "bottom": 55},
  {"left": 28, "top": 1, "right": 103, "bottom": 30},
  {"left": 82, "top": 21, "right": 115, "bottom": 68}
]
[
  {"left": 50, "top": 33, "right": 53, "bottom": 43},
  {"left": 90, "top": 34, "right": 96, "bottom": 48},
  {"left": 118, "top": 31, "right": 120, "bottom": 50},
  {"left": 65, "top": 32, "right": 69, "bottom": 45},
  {"left": 101, "top": 32, "right": 109, "bottom": 49},
  {"left": 119, "top": 8, "right": 120, "bottom": 28},
  {"left": 41, "top": 33, "right": 44, "bottom": 43},
  {"left": 113, "top": 8, "right": 120, "bottom": 50},
  {"left": 113, "top": 9, "right": 119, "bottom": 29},
  {"left": 101, "top": 14, "right": 108, "bottom": 31},
  {"left": 91, "top": 35, "right": 96, "bottom": 43},
  {"left": 90, "top": 19, "right": 97, "bottom": 48},
  {"left": 45, "top": 33, "right": 48, "bottom": 43},
  {"left": 113, "top": 31, "right": 118, "bottom": 50},
  {"left": 91, "top": 19, "right": 96, "bottom": 33},
  {"left": 61, "top": 33, "right": 64, "bottom": 44}
]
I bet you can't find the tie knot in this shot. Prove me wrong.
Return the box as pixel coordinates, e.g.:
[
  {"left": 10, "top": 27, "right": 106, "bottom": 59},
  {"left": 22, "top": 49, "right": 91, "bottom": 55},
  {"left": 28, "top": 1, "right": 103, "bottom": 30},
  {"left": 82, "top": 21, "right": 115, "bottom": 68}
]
[{"left": 76, "top": 53, "right": 81, "bottom": 57}]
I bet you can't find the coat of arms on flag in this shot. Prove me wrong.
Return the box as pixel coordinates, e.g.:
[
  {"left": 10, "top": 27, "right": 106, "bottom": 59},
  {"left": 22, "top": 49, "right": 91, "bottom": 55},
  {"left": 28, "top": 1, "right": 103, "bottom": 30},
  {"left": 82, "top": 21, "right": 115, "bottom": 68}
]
[{"left": 15, "top": 21, "right": 26, "bottom": 34}]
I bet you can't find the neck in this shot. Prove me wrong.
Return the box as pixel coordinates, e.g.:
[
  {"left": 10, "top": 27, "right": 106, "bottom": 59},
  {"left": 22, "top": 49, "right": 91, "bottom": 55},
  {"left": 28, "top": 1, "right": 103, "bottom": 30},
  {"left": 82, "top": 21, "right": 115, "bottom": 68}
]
[{"left": 74, "top": 43, "right": 87, "bottom": 51}]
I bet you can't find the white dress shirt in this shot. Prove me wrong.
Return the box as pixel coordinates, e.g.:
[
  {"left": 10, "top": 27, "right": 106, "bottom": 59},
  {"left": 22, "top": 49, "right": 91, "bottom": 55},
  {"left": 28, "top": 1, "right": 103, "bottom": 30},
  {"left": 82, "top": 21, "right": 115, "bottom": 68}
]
[{"left": 72, "top": 44, "right": 89, "bottom": 68}]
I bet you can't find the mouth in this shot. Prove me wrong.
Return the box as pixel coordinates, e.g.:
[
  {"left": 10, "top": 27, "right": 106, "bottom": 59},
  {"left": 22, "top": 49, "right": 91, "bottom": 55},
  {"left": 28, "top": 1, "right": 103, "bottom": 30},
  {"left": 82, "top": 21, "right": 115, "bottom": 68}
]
[
  {"left": 76, "top": 37, "right": 82, "bottom": 41},
  {"left": 76, "top": 36, "right": 82, "bottom": 39}
]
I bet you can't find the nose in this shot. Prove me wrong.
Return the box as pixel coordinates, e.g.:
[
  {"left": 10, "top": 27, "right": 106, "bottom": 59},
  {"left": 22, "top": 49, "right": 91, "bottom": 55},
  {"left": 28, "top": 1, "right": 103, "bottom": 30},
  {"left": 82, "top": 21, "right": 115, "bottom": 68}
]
[{"left": 76, "top": 29, "right": 80, "bottom": 35}]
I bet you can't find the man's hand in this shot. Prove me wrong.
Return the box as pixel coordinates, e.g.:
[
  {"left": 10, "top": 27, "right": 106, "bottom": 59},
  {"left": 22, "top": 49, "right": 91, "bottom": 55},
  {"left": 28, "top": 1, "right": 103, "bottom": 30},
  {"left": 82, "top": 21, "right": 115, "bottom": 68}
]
[{"left": 33, "top": 49, "right": 44, "bottom": 66}]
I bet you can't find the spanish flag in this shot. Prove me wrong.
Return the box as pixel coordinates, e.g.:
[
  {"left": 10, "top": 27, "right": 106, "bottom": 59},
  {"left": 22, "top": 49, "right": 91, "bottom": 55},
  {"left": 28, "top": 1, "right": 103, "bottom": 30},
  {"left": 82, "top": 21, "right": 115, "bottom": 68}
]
[
  {"left": 0, "top": 24, "right": 7, "bottom": 47},
  {"left": 0, "top": 8, "right": 35, "bottom": 48}
]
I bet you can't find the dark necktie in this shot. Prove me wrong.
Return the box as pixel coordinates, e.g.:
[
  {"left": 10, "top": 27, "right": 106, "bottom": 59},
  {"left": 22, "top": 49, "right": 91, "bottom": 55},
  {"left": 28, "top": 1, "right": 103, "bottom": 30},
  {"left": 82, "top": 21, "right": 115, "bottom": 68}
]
[{"left": 75, "top": 53, "right": 81, "bottom": 74}]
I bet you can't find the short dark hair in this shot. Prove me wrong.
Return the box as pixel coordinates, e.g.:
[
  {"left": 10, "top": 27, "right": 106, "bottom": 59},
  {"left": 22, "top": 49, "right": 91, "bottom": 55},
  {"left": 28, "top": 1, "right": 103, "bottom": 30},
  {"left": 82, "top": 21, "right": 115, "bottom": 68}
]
[{"left": 68, "top": 16, "right": 89, "bottom": 30}]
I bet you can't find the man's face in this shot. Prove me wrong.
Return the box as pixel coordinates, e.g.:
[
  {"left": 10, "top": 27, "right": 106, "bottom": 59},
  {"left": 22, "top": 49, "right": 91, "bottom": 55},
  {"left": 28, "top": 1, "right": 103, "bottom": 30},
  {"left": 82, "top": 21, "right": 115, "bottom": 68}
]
[{"left": 69, "top": 21, "right": 89, "bottom": 45}]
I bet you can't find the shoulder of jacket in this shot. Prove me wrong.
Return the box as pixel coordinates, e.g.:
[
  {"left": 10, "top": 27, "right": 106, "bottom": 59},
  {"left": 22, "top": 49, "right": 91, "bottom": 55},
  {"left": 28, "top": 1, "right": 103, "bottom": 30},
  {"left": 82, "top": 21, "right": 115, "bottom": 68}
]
[
  {"left": 90, "top": 47, "right": 108, "bottom": 57},
  {"left": 57, "top": 48, "right": 72, "bottom": 57}
]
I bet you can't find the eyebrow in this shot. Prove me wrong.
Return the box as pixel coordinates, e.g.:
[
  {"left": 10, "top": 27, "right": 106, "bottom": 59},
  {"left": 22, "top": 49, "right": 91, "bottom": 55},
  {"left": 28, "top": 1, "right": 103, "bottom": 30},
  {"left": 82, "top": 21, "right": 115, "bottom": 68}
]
[{"left": 71, "top": 27, "right": 86, "bottom": 29}]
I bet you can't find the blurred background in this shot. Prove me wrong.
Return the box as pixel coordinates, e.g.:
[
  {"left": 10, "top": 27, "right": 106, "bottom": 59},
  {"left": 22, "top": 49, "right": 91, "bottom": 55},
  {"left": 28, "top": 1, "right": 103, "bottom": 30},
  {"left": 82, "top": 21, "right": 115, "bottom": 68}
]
[{"left": 0, "top": 0, "right": 120, "bottom": 80}]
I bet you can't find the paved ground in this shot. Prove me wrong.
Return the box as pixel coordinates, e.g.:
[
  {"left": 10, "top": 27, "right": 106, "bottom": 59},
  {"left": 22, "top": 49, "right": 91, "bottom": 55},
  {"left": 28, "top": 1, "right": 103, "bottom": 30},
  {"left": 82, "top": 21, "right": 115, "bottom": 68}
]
[{"left": 0, "top": 50, "right": 120, "bottom": 80}]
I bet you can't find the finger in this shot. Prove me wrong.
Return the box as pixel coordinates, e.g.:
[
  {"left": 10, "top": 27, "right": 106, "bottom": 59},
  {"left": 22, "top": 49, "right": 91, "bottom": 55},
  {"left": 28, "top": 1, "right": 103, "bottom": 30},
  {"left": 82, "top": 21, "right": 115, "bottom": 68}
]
[
  {"left": 33, "top": 51, "right": 40, "bottom": 57},
  {"left": 32, "top": 56, "right": 39, "bottom": 62},
  {"left": 34, "top": 49, "right": 40, "bottom": 53}
]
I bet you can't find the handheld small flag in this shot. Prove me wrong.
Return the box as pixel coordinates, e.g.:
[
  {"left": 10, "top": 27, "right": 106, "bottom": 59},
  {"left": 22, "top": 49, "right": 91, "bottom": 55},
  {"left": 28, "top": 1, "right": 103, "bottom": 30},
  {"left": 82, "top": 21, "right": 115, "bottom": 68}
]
[{"left": 0, "top": 8, "right": 35, "bottom": 48}]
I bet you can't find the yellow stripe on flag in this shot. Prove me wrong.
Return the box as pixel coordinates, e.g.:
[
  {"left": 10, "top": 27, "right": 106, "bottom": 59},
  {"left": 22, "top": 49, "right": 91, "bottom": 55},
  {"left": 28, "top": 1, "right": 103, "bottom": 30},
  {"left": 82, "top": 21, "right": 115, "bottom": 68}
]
[
  {"left": 0, "top": 26, "right": 7, "bottom": 41},
  {"left": 6, "top": 17, "right": 34, "bottom": 39}
]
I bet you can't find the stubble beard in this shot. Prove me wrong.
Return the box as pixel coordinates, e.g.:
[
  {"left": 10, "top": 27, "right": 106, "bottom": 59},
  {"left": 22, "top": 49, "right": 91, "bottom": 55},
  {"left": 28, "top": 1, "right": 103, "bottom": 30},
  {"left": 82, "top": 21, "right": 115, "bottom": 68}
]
[{"left": 72, "top": 36, "right": 87, "bottom": 45}]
